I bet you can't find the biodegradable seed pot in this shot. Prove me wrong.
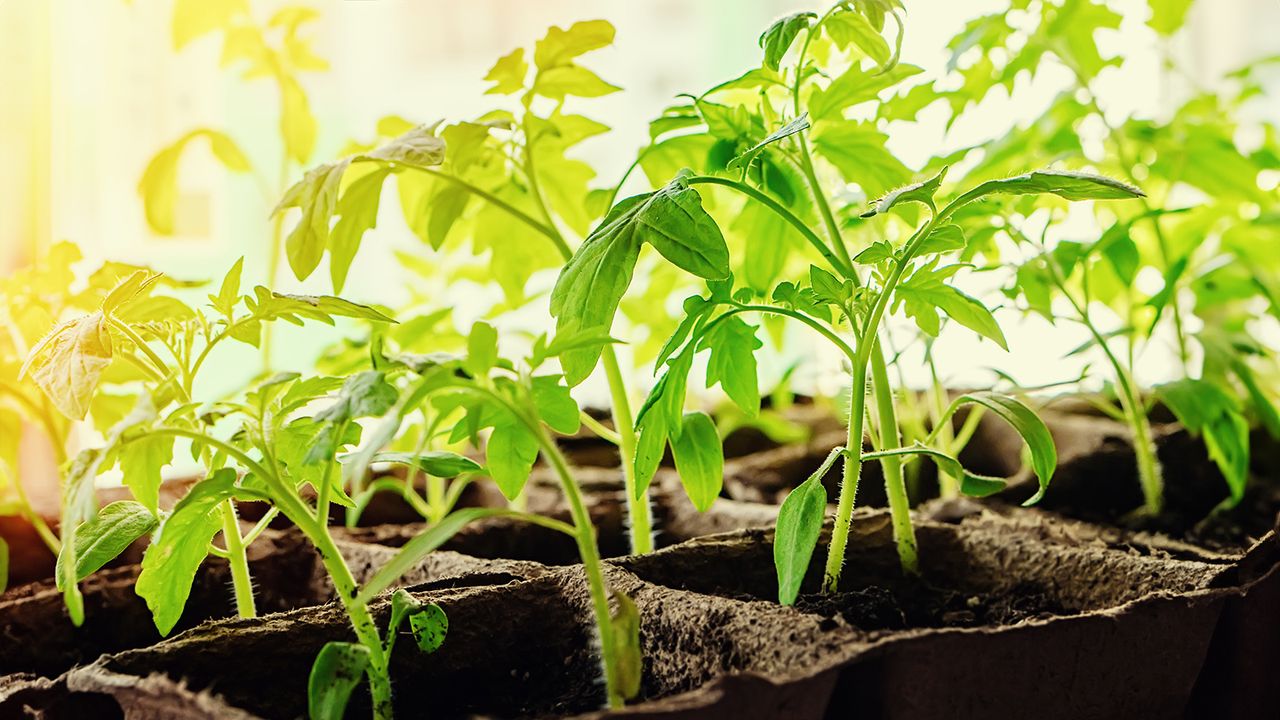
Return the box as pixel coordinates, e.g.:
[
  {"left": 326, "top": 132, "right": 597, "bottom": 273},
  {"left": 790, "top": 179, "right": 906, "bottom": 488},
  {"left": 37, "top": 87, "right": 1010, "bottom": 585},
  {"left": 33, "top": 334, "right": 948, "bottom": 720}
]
[{"left": 3, "top": 0, "right": 1278, "bottom": 718}]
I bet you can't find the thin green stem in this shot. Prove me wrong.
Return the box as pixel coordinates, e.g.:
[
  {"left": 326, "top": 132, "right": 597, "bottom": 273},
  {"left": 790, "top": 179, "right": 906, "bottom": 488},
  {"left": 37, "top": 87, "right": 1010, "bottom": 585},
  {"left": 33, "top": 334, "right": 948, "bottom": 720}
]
[
  {"left": 579, "top": 411, "right": 622, "bottom": 446},
  {"left": 823, "top": 363, "right": 866, "bottom": 593},
  {"left": 535, "top": 425, "right": 624, "bottom": 708},
  {"left": 868, "top": 342, "right": 917, "bottom": 573},
  {"left": 687, "top": 176, "right": 853, "bottom": 277},
  {"left": 416, "top": 166, "right": 566, "bottom": 254},
  {"left": 219, "top": 500, "right": 257, "bottom": 618},
  {"left": 601, "top": 347, "right": 652, "bottom": 555}
]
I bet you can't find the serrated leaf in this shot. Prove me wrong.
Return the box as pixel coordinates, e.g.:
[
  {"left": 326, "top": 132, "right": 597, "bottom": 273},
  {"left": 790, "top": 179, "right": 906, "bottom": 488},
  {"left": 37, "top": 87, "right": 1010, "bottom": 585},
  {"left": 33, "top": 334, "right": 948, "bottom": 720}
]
[
  {"left": 211, "top": 257, "right": 244, "bottom": 317},
  {"left": 550, "top": 174, "right": 728, "bottom": 385},
  {"left": 533, "top": 20, "right": 615, "bottom": 69},
  {"left": 22, "top": 312, "right": 113, "bottom": 420},
  {"left": 138, "top": 468, "right": 238, "bottom": 635},
  {"left": 825, "top": 8, "right": 891, "bottom": 66},
  {"left": 699, "top": 317, "right": 762, "bottom": 416},
  {"left": 915, "top": 224, "right": 966, "bottom": 255},
  {"left": 809, "top": 63, "right": 922, "bottom": 120},
  {"left": 531, "top": 375, "right": 580, "bottom": 435},
  {"left": 485, "top": 48, "right": 528, "bottom": 95}
]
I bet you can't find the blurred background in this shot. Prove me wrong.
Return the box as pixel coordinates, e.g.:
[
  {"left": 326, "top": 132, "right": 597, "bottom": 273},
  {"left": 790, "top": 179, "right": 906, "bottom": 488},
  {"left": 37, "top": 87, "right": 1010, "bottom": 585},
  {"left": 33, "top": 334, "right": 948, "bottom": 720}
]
[{"left": 2, "top": 0, "right": 1278, "bottom": 395}]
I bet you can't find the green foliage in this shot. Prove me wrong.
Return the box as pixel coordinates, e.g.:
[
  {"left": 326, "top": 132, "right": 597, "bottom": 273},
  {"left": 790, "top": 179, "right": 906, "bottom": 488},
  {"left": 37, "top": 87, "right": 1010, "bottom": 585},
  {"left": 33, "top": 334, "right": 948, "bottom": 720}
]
[
  {"left": 308, "top": 642, "right": 371, "bottom": 720},
  {"left": 550, "top": 173, "right": 730, "bottom": 385}
]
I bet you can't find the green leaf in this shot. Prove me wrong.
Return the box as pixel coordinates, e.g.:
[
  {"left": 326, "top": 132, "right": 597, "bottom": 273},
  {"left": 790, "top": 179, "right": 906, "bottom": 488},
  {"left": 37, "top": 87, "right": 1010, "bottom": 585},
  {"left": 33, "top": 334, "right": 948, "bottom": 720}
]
[
  {"left": 56, "top": 446, "right": 109, "bottom": 625},
  {"left": 809, "top": 64, "right": 922, "bottom": 120},
  {"left": 632, "top": 408, "right": 668, "bottom": 501},
  {"left": 774, "top": 447, "right": 839, "bottom": 604},
  {"left": 484, "top": 48, "right": 528, "bottom": 95},
  {"left": 210, "top": 257, "right": 244, "bottom": 317},
  {"left": 330, "top": 167, "right": 391, "bottom": 293},
  {"left": 727, "top": 114, "right": 810, "bottom": 171},
  {"left": 118, "top": 435, "right": 174, "bottom": 515},
  {"left": 466, "top": 321, "right": 499, "bottom": 377},
  {"left": 759, "top": 12, "right": 816, "bottom": 71},
  {"left": 825, "top": 8, "right": 891, "bottom": 65},
  {"left": 358, "top": 507, "right": 513, "bottom": 603},
  {"left": 863, "top": 444, "right": 1008, "bottom": 497},
  {"left": 137, "top": 468, "right": 238, "bottom": 635},
  {"left": 533, "top": 20, "right": 615, "bottom": 69},
  {"left": 550, "top": 174, "right": 728, "bottom": 385},
  {"left": 895, "top": 261, "right": 1007, "bottom": 349},
  {"left": 699, "top": 316, "right": 762, "bottom": 416},
  {"left": 853, "top": 241, "right": 895, "bottom": 265},
  {"left": 531, "top": 375, "right": 581, "bottom": 435},
  {"left": 68, "top": 501, "right": 158, "bottom": 581},
  {"left": 533, "top": 65, "right": 621, "bottom": 100},
  {"left": 408, "top": 603, "right": 449, "bottom": 653},
  {"left": 249, "top": 287, "right": 396, "bottom": 325},
  {"left": 486, "top": 423, "right": 539, "bottom": 500},
  {"left": 916, "top": 224, "right": 966, "bottom": 255},
  {"left": 1156, "top": 379, "right": 1250, "bottom": 501},
  {"left": 308, "top": 642, "right": 371, "bottom": 720},
  {"left": 280, "top": 73, "right": 317, "bottom": 165},
  {"left": 954, "top": 170, "right": 1144, "bottom": 209},
  {"left": 811, "top": 121, "right": 913, "bottom": 197},
  {"left": 950, "top": 392, "right": 1056, "bottom": 504},
  {"left": 610, "top": 592, "right": 643, "bottom": 701},
  {"left": 669, "top": 412, "right": 723, "bottom": 512},
  {"left": 0, "top": 537, "right": 8, "bottom": 595},
  {"left": 21, "top": 312, "right": 113, "bottom": 420},
  {"left": 277, "top": 161, "right": 350, "bottom": 281},
  {"left": 861, "top": 166, "right": 948, "bottom": 218},
  {"left": 343, "top": 451, "right": 481, "bottom": 478}
]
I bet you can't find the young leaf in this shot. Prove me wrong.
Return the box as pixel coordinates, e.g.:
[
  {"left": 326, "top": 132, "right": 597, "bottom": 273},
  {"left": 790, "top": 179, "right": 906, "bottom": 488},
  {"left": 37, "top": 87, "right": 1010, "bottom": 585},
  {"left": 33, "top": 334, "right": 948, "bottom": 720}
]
[
  {"left": 486, "top": 422, "right": 539, "bottom": 500},
  {"left": 304, "top": 371, "right": 398, "bottom": 466},
  {"left": 358, "top": 507, "right": 513, "bottom": 602},
  {"left": 67, "top": 501, "right": 158, "bottom": 581},
  {"left": 759, "top": 12, "right": 816, "bottom": 71},
  {"left": 21, "top": 312, "right": 113, "bottom": 420},
  {"left": 137, "top": 468, "right": 238, "bottom": 635},
  {"left": 0, "top": 537, "right": 7, "bottom": 595},
  {"left": 698, "top": 316, "right": 762, "bottom": 416},
  {"left": 484, "top": 48, "right": 528, "bottom": 94},
  {"left": 119, "top": 435, "right": 174, "bottom": 515},
  {"left": 342, "top": 451, "right": 481, "bottom": 478},
  {"left": 726, "top": 114, "right": 810, "bottom": 171},
  {"left": 610, "top": 592, "right": 643, "bottom": 701},
  {"left": 1156, "top": 379, "right": 1250, "bottom": 501},
  {"left": 861, "top": 166, "right": 948, "bottom": 218},
  {"left": 774, "top": 447, "right": 840, "bottom": 605},
  {"left": 895, "top": 262, "right": 1007, "bottom": 349},
  {"left": 915, "top": 224, "right": 966, "bottom": 255},
  {"left": 466, "top": 321, "right": 499, "bottom": 377},
  {"left": 531, "top": 375, "right": 581, "bottom": 435},
  {"left": 55, "top": 446, "right": 110, "bottom": 625},
  {"left": 210, "top": 257, "right": 244, "bottom": 317},
  {"left": 550, "top": 174, "right": 729, "bottom": 385},
  {"left": 825, "top": 7, "right": 891, "bottom": 65},
  {"left": 945, "top": 392, "right": 1057, "bottom": 504},
  {"left": 669, "top": 412, "right": 723, "bottom": 512},
  {"left": 953, "top": 170, "right": 1144, "bottom": 210},
  {"left": 308, "top": 642, "right": 371, "bottom": 720},
  {"left": 408, "top": 603, "right": 449, "bottom": 653}
]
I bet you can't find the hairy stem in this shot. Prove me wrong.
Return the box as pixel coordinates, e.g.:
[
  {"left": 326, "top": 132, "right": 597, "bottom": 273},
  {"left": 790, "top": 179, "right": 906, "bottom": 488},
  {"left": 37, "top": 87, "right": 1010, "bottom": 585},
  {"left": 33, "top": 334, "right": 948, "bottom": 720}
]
[
  {"left": 601, "top": 346, "right": 652, "bottom": 555},
  {"left": 536, "top": 426, "right": 624, "bottom": 708},
  {"left": 219, "top": 500, "right": 257, "bottom": 618},
  {"left": 869, "top": 342, "right": 918, "bottom": 573},
  {"left": 823, "top": 362, "right": 867, "bottom": 593},
  {"left": 309, "top": 523, "right": 393, "bottom": 720}
]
